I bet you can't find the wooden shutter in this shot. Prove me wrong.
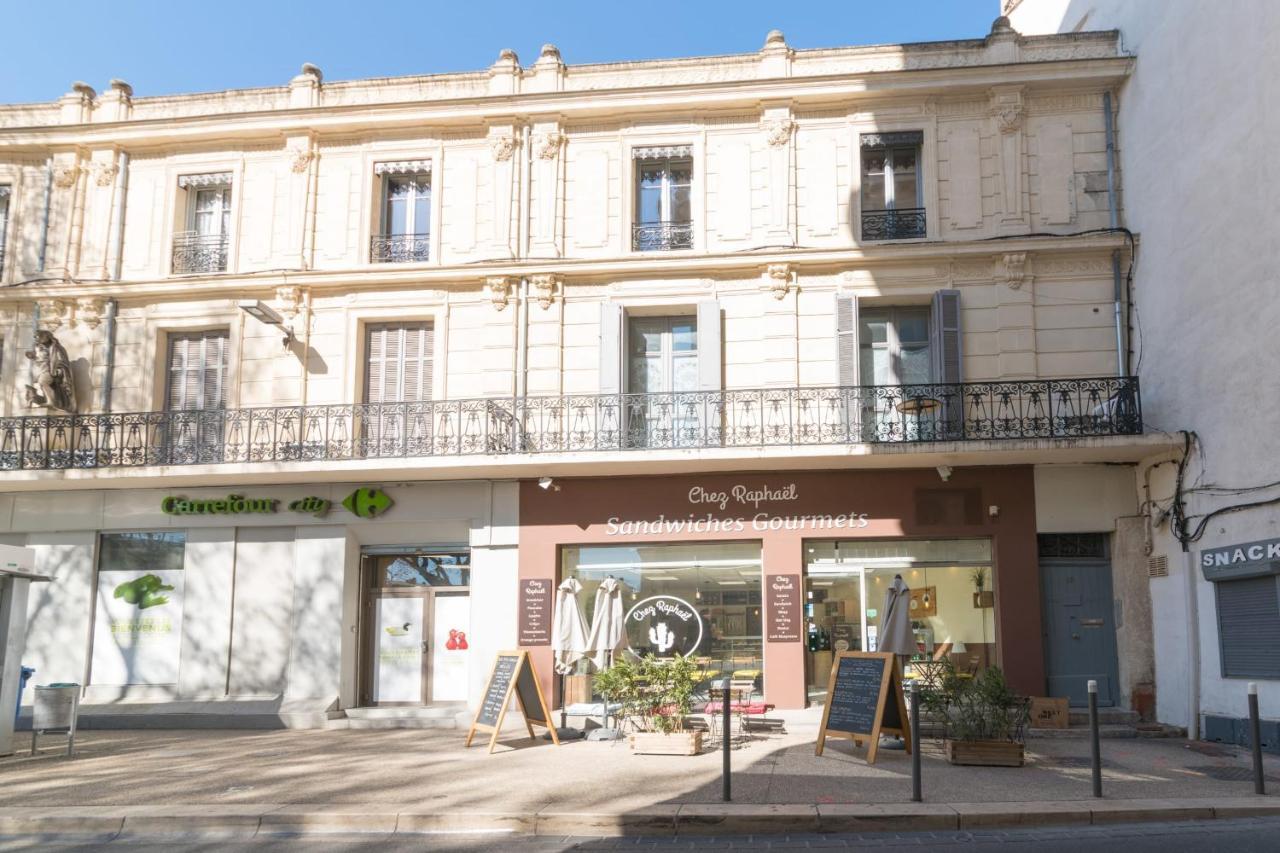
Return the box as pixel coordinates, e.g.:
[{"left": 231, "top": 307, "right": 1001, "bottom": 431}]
[
  {"left": 166, "top": 330, "right": 228, "bottom": 411},
  {"left": 1218, "top": 577, "right": 1280, "bottom": 678},
  {"left": 364, "top": 322, "right": 433, "bottom": 403},
  {"left": 695, "top": 300, "right": 721, "bottom": 391},
  {"left": 929, "top": 289, "right": 962, "bottom": 384},
  {"left": 835, "top": 294, "right": 858, "bottom": 386},
  {"left": 599, "top": 302, "right": 623, "bottom": 394}
]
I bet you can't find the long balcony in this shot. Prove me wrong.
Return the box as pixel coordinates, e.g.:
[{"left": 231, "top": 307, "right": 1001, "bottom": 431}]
[{"left": 0, "top": 378, "right": 1141, "bottom": 471}]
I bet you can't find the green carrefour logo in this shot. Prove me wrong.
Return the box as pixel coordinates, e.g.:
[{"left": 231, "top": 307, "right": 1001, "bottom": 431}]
[{"left": 343, "top": 487, "right": 392, "bottom": 519}]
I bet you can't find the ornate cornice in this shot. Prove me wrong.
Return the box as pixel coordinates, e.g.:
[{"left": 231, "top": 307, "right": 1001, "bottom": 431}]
[
  {"left": 530, "top": 274, "right": 560, "bottom": 309},
  {"left": 489, "top": 134, "right": 516, "bottom": 162},
  {"left": 52, "top": 165, "right": 79, "bottom": 189},
  {"left": 533, "top": 131, "right": 564, "bottom": 160},
  {"left": 762, "top": 119, "right": 795, "bottom": 148},
  {"left": 485, "top": 276, "right": 513, "bottom": 310},
  {"left": 762, "top": 263, "right": 794, "bottom": 299},
  {"left": 997, "top": 252, "right": 1031, "bottom": 289}
]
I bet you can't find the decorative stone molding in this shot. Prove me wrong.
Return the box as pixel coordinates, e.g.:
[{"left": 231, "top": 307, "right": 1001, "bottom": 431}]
[
  {"left": 53, "top": 165, "right": 80, "bottom": 189},
  {"left": 36, "top": 299, "right": 71, "bottom": 330},
  {"left": 952, "top": 259, "right": 995, "bottom": 280},
  {"left": 489, "top": 134, "right": 517, "bottom": 162},
  {"left": 997, "top": 252, "right": 1031, "bottom": 290},
  {"left": 762, "top": 119, "right": 795, "bottom": 148},
  {"left": 530, "top": 274, "right": 560, "bottom": 309},
  {"left": 274, "top": 285, "right": 305, "bottom": 321},
  {"left": 485, "top": 276, "right": 514, "bottom": 311},
  {"left": 762, "top": 263, "right": 794, "bottom": 300},
  {"left": 534, "top": 131, "right": 565, "bottom": 160},
  {"left": 95, "top": 162, "right": 119, "bottom": 187},
  {"left": 991, "top": 88, "right": 1024, "bottom": 133},
  {"left": 75, "top": 297, "right": 108, "bottom": 329},
  {"left": 289, "top": 146, "right": 315, "bottom": 174}
]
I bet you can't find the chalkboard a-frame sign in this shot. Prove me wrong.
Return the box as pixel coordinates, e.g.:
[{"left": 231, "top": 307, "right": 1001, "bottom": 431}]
[
  {"left": 464, "top": 650, "right": 560, "bottom": 753},
  {"left": 814, "top": 651, "right": 911, "bottom": 765}
]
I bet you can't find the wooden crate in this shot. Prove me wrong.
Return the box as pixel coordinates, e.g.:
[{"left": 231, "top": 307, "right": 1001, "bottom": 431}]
[
  {"left": 628, "top": 731, "right": 704, "bottom": 756},
  {"left": 564, "top": 674, "right": 593, "bottom": 706},
  {"left": 945, "top": 739, "right": 1025, "bottom": 767}
]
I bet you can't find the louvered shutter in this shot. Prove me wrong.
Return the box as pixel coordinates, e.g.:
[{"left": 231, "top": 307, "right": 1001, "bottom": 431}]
[
  {"left": 1217, "top": 577, "right": 1280, "bottom": 678},
  {"left": 930, "top": 289, "right": 962, "bottom": 384},
  {"left": 835, "top": 295, "right": 859, "bottom": 386},
  {"left": 166, "top": 330, "right": 228, "bottom": 411},
  {"left": 695, "top": 300, "right": 721, "bottom": 391},
  {"left": 364, "top": 323, "right": 433, "bottom": 403},
  {"left": 599, "top": 302, "right": 623, "bottom": 394}
]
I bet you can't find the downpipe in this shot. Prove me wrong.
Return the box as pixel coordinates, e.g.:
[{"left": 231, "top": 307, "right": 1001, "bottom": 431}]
[
  {"left": 1103, "top": 91, "right": 1127, "bottom": 377},
  {"left": 98, "top": 299, "right": 118, "bottom": 412}
]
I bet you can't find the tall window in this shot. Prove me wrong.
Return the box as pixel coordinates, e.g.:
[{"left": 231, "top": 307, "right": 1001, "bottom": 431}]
[
  {"left": 633, "top": 147, "right": 693, "bottom": 251},
  {"left": 0, "top": 185, "right": 9, "bottom": 276},
  {"left": 173, "top": 174, "right": 232, "bottom": 273},
  {"left": 373, "top": 164, "right": 431, "bottom": 263},
  {"left": 166, "top": 330, "right": 229, "bottom": 411},
  {"left": 165, "top": 330, "right": 229, "bottom": 463},
  {"left": 859, "top": 307, "right": 931, "bottom": 387},
  {"left": 860, "top": 132, "right": 925, "bottom": 240},
  {"left": 627, "top": 315, "right": 698, "bottom": 395}
]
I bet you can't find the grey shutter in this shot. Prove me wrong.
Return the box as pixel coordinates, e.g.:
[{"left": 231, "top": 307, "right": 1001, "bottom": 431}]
[
  {"left": 835, "top": 294, "right": 858, "bottom": 386},
  {"left": 166, "top": 330, "right": 228, "bottom": 411},
  {"left": 1217, "top": 577, "right": 1280, "bottom": 678},
  {"left": 695, "top": 299, "right": 721, "bottom": 391},
  {"left": 599, "top": 302, "right": 623, "bottom": 394},
  {"left": 930, "top": 289, "right": 962, "bottom": 384},
  {"left": 365, "top": 323, "right": 433, "bottom": 403}
]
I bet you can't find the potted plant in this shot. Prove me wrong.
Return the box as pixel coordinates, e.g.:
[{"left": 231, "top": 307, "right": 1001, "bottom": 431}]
[
  {"left": 971, "top": 567, "right": 994, "bottom": 608},
  {"left": 593, "top": 654, "right": 704, "bottom": 755},
  {"left": 925, "top": 661, "right": 1029, "bottom": 766}
]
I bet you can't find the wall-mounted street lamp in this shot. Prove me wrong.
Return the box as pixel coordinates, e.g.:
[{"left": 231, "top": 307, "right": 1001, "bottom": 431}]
[{"left": 237, "top": 299, "right": 294, "bottom": 349}]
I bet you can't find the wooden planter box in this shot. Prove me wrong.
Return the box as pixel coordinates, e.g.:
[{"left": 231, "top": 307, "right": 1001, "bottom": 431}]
[
  {"left": 628, "top": 730, "right": 704, "bottom": 756},
  {"left": 945, "top": 739, "right": 1025, "bottom": 767}
]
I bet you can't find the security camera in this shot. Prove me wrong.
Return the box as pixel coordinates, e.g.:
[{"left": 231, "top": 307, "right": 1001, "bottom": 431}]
[
  {"left": 537, "top": 477, "right": 559, "bottom": 491},
  {"left": 936, "top": 465, "right": 953, "bottom": 482}
]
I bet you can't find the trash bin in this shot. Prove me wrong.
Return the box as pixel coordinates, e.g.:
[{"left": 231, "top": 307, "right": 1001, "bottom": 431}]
[
  {"left": 32, "top": 683, "right": 79, "bottom": 758},
  {"left": 14, "top": 666, "right": 34, "bottom": 725}
]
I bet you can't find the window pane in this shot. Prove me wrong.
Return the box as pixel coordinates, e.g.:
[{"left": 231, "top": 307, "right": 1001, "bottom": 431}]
[
  {"left": 861, "top": 151, "right": 887, "bottom": 210},
  {"left": 672, "top": 353, "right": 699, "bottom": 392},
  {"left": 900, "top": 344, "right": 931, "bottom": 384},
  {"left": 413, "top": 187, "right": 431, "bottom": 234},
  {"left": 380, "top": 553, "right": 470, "bottom": 587},
  {"left": 671, "top": 185, "right": 691, "bottom": 223},
  {"left": 638, "top": 182, "right": 662, "bottom": 224},
  {"left": 897, "top": 312, "right": 929, "bottom": 344},
  {"left": 870, "top": 347, "right": 893, "bottom": 385},
  {"left": 861, "top": 315, "right": 889, "bottom": 345},
  {"left": 671, "top": 320, "right": 697, "bottom": 352},
  {"left": 892, "top": 147, "right": 919, "bottom": 208}
]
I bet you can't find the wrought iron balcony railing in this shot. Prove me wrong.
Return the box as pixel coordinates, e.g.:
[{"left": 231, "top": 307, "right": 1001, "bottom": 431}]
[
  {"left": 861, "top": 207, "right": 927, "bottom": 240},
  {"left": 370, "top": 232, "right": 431, "bottom": 264},
  {"left": 171, "top": 231, "right": 229, "bottom": 274},
  {"left": 632, "top": 221, "right": 694, "bottom": 251},
  {"left": 0, "top": 378, "right": 1140, "bottom": 471}
]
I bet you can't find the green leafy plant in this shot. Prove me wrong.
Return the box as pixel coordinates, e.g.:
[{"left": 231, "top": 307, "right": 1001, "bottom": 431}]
[
  {"left": 971, "top": 567, "right": 988, "bottom": 592},
  {"left": 921, "top": 660, "right": 1029, "bottom": 743},
  {"left": 592, "top": 654, "right": 701, "bottom": 734}
]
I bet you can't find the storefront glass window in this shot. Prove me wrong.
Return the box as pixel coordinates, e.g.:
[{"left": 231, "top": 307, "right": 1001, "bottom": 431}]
[
  {"left": 374, "top": 552, "right": 470, "bottom": 587},
  {"left": 91, "top": 532, "right": 187, "bottom": 686},
  {"left": 562, "top": 543, "right": 763, "bottom": 684},
  {"left": 804, "top": 538, "right": 995, "bottom": 700}
]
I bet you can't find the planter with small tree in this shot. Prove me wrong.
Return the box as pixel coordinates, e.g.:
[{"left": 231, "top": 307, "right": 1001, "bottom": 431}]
[
  {"left": 592, "top": 654, "right": 704, "bottom": 755},
  {"left": 923, "top": 660, "right": 1030, "bottom": 767}
]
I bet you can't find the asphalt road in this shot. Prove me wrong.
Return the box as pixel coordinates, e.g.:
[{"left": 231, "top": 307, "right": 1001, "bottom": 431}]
[{"left": 4, "top": 816, "right": 1280, "bottom": 852}]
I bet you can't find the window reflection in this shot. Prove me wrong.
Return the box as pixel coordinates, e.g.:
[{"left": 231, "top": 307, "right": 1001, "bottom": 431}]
[{"left": 376, "top": 552, "right": 470, "bottom": 587}]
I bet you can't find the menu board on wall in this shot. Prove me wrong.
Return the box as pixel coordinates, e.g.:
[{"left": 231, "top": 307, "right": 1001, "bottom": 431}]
[
  {"left": 765, "top": 574, "right": 802, "bottom": 642},
  {"left": 90, "top": 569, "right": 185, "bottom": 685},
  {"left": 517, "top": 578, "right": 552, "bottom": 646}
]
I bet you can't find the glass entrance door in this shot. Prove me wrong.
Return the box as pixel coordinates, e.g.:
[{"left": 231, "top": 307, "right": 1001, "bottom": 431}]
[{"left": 361, "top": 552, "right": 471, "bottom": 706}]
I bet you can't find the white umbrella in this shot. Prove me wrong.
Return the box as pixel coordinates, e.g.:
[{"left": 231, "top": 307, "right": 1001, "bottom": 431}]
[
  {"left": 878, "top": 574, "right": 916, "bottom": 656},
  {"left": 584, "top": 577, "right": 626, "bottom": 670},
  {"left": 552, "top": 578, "right": 588, "bottom": 675}
]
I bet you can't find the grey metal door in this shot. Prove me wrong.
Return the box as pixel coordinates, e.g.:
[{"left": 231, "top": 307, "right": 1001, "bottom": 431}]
[{"left": 1040, "top": 558, "right": 1120, "bottom": 707}]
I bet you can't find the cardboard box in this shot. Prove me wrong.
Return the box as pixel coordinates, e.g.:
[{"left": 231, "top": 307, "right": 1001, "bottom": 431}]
[{"left": 1030, "top": 696, "right": 1070, "bottom": 729}]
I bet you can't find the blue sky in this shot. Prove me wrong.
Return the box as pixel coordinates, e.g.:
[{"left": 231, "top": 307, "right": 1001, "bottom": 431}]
[{"left": 1, "top": 0, "right": 998, "bottom": 104}]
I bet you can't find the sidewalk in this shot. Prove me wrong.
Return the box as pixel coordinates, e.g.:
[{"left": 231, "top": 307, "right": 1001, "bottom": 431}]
[{"left": 2, "top": 712, "right": 1278, "bottom": 838}]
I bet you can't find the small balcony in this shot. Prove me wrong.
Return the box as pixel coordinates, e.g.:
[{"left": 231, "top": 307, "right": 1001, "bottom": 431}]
[
  {"left": 861, "top": 207, "right": 927, "bottom": 241},
  {"left": 370, "top": 233, "right": 430, "bottom": 264},
  {"left": 0, "top": 377, "right": 1141, "bottom": 471},
  {"left": 171, "top": 231, "right": 229, "bottom": 274},
  {"left": 633, "top": 221, "right": 694, "bottom": 252}
]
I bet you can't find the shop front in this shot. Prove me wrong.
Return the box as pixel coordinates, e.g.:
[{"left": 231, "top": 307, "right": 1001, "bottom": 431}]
[{"left": 518, "top": 468, "right": 1041, "bottom": 710}]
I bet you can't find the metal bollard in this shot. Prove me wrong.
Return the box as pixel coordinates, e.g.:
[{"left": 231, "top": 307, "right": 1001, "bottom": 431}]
[
  {"left": 722, "top": 685, "right": 732, "bottom": 802},
  {"left": 1249, "top": 682, "right": 1265, "bottom": 796},
  {"left": 1088, "top": 679, "right": 1102, "bottom": 798},
  {"left": 910, "top": 681, "right": 922, "bottom": 802}
]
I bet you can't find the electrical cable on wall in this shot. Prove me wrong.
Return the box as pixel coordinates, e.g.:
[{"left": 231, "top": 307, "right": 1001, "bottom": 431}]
[{"left": 1171, "top": 430, "right": 1280, "bottom": 549}]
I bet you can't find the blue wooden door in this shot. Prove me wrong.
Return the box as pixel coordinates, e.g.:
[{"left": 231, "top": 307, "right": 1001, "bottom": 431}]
[{"left": 1040, "top": 558, "right": 1120, "bottom": 707}]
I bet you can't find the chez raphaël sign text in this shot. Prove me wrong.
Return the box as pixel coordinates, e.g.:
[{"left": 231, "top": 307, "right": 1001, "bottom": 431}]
[{"left": 604, "top": 481, "right": 869, "bottom": 535}]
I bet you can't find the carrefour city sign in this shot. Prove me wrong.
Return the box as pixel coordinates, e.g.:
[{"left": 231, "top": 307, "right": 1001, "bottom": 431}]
[{"left": 161, "top": 488, "right": 393, "bottom": 519}]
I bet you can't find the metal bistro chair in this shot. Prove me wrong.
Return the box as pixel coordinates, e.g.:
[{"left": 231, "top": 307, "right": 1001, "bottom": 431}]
[{"left": 702, "top": 677, "right": 774, "bottom": 744}]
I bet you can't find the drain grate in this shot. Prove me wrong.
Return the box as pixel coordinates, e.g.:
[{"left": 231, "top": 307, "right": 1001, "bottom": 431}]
[{"left": 1187, "top": 764, "right": 1280, "bottom": 783}]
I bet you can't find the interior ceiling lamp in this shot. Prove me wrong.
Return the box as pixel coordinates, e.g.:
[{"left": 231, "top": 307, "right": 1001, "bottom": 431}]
[{"left": 237, "top": 300, "right": 293, "bottom": 349}]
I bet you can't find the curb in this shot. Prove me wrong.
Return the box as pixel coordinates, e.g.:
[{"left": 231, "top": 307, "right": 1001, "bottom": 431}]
[{"left": 1, "top": 798, "right": 1278, "bottom": 840}]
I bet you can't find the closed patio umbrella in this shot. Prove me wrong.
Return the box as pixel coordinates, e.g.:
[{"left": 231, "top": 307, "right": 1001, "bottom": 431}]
[
  {"left": 878, "top": 574, "right": 916, "bottom": 656},
  {"left": 552, "top": 578, "right": 588, "bottom": 675},
  {"left": 584, "top": 577, "right": 626, "bottom": 670}
]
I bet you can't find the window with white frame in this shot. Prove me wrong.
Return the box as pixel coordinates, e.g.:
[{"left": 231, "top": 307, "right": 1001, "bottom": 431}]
[
  {"left": 364, "top": 322, "right": 434, "bottom": 404},
  {"left": 633, "top": 146, "right": 693, "bottom": 251},
  {"left": 165, "top": 330, "right": 229, "bottom": 411},
  {"left": 373, "top": 162, "right": 431, "bottom": 263},
  {"left": 860, "top": 132, "right": 925, "bottom": 240},
  {"left": 627, "top": 315, "right": 698, "bottom": 395},
  {"left": 859, "top": 307, "right": 931, "bottom": 388},
  {"left": 173, "top": 173, "right": 232, "bottom": 274}
]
